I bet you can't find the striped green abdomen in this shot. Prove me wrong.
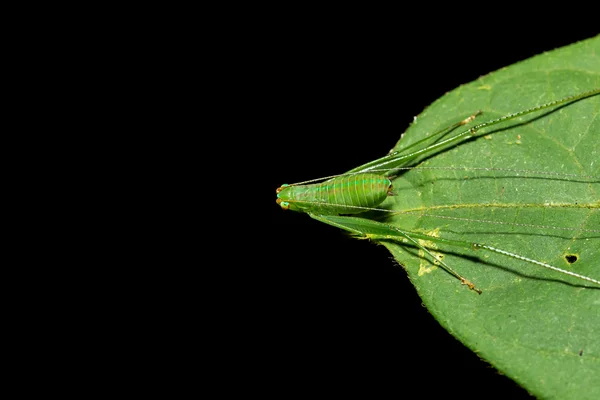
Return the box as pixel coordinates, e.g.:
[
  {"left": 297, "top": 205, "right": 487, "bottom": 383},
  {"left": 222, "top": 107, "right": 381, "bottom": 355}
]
[{"left": 278, "top": 173, "right": 392, "bottom": 215}]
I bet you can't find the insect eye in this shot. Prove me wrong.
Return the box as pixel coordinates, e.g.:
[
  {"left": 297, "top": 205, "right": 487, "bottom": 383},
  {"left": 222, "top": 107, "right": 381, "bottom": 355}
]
[
  {"left": 277, "top": 200, "right": 290, "bottom": 210},
  {"left": 276, "top": 184, "right": 289, "bottom": 194}
]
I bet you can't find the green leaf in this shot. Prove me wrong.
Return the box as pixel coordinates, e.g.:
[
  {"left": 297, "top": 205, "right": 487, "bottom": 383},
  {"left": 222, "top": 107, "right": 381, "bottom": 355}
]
[{"left": 376, "top": 37, "right": 599, "bottom": 398}]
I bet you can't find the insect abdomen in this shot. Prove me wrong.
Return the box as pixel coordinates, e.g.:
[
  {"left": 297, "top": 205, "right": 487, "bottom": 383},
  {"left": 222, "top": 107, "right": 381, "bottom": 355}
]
[{"left": 291, "top": 173, "right": 392, "bottom": 215}]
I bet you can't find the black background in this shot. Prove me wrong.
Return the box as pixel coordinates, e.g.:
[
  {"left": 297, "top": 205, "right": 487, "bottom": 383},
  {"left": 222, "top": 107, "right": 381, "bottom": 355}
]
[{"left": 263, "top": 21, "right": 597, "bottom": 397}]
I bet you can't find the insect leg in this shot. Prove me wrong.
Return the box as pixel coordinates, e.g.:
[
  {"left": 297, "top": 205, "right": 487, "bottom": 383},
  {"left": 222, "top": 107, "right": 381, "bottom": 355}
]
[
  {"left": 311, "top": 214, "right": 600, "bottom": 289},
  {"left": 309, "top": 213, "right": 481, "bottom": 293}
]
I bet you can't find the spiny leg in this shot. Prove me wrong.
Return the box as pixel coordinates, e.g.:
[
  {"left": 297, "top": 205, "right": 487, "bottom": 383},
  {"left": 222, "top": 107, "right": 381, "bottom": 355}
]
[
  {"left": 351, "top": 89, "right": 600, "bottom": 176},
  {"left": 382, "top": 227, "right": 600, "bottom": 286},
  {"left": 406, "top": 89, "right": 600, "bottom": 159},
  {"left": 310, "top": 213, "right": 482, "bottom": 293},
  {"left": 473, "top": 243, "right": 600, "bottom": 286},
  {"left": 390, "top": 110, "right": 482, "bottom": 156},
  {"left": 346, "top": 111, "right": 484, "bottom": 176},
  {"left": 310, "top": 214, "right": 600, "bottom": 290},
  {"left": 391, "top": 226, "right": 481, "bottom": 293}
]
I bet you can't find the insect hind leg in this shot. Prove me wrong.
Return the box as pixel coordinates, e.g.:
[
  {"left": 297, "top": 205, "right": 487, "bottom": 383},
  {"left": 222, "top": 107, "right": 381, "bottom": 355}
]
[{"left": 310, "top": 213, "right": 482, "bottom": 294}]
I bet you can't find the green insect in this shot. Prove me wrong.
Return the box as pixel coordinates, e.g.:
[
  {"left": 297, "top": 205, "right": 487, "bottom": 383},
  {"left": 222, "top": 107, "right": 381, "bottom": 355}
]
[{"left": 276, "top": 88, "right": 600, "bottom": 293}]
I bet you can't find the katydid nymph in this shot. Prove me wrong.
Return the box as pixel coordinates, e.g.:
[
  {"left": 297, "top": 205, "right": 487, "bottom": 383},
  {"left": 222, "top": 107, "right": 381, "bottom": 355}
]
[{"left": 276, "top": 88, "right": 600, "bottom": 293}]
